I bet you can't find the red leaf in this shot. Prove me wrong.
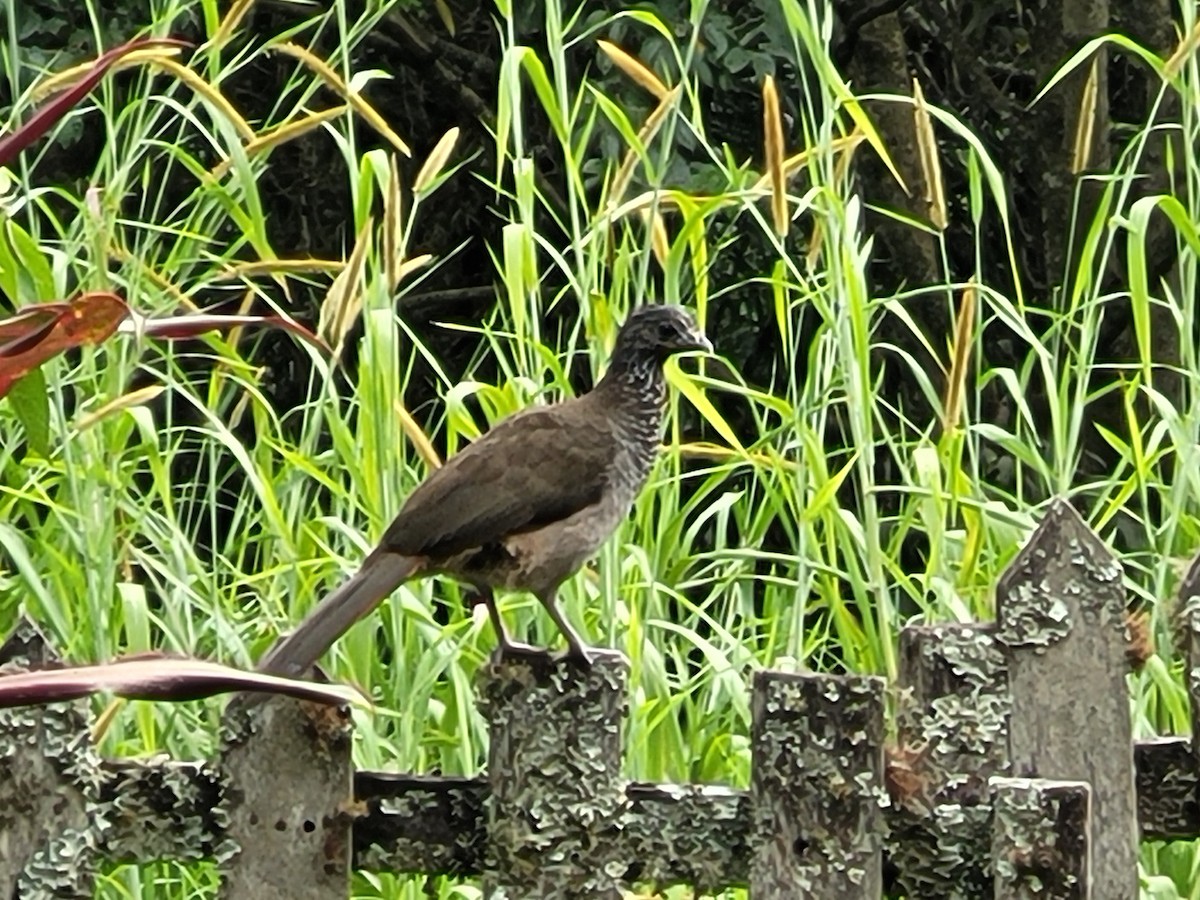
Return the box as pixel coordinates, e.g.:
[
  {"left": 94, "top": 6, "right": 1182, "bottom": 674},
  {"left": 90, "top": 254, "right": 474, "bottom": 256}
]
[
  {"left": 0, "top": 308, "right": 64, "bottom": 357},
  {"left": 0, "top": 37, "right": 190, "bottom": 166},
  {"left": 0, "top": 304, "right": 69, "bottom": 342},
  {"left": 0, "top": 292, "right": 129, "bottom": 398},
  {"left": 0, "top": 655, "right": 366, "bottom": 708}
]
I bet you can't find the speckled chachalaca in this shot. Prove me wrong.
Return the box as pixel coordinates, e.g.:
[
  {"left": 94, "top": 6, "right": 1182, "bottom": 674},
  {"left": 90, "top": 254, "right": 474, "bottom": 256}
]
[{"left": 255, "top": 304, "right": 712, "bottom": 677}]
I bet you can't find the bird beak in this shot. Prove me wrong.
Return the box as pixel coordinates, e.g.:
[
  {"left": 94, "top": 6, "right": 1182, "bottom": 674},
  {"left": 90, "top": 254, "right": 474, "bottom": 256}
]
[{"left": 688, "top": 331, "right": 714, "bottom": 354}]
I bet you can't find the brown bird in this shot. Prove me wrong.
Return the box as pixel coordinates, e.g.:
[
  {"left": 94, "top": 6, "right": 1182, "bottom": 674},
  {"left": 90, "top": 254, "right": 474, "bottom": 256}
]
[{"left": 255, "top": 304, "right": 712, "bottom": 679}]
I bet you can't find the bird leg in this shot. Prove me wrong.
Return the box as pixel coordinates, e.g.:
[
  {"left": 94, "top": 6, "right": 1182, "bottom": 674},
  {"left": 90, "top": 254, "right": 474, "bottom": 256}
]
[
  {"left": 537, "top": 588, "right": 595, "bottom": 667},
  {"left": 474, "top": 586, "right": 544, "bottom": 657}
]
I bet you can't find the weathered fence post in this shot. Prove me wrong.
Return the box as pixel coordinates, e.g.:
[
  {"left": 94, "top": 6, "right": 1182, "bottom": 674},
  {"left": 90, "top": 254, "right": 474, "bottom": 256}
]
[
  {"left": 220, "top": 686, "right": 355, "bottom": 899},
  {"left": 990, "top": 777, "right": 1091, "bottom": 899},
  {"left": 995, "top": 498, "right": 1137, "bottom": 899},
  {"left": 0, "top": 617, "right": 101, "bottom": 899},
  {"left": 1177, "top": 556, "right": 1200, "bottom": 795},
  {"left": 750, "top": 670, "right": 886, "bottom": 898},
  {"left": 477, "top": 650, "right": 629, "bottom": 898},
  {"left": 888, "top": 623, "right": 1010, "bottom": 897}
]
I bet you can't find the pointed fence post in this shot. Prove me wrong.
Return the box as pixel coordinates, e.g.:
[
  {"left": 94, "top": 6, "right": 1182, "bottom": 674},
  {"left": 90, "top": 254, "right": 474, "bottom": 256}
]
[
  {"left": 0, "top": 617, "right": 101, "bottom": 898},
  {"left": 749, "top": 670, "right": 886, "bottom": 898},
  {"left": 995, "top": 499, "right": 1137, "bottom": 899},
  {"left": 478, "top": 650, "right": 630, "bottom": 898}
]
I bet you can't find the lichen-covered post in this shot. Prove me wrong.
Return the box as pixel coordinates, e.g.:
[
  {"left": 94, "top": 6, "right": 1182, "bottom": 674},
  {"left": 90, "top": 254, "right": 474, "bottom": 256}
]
[
  {"left": 1135, "top": 736, "right": 1200, "bottom": 839},
  {"left": 990, "top": 777, "right": 1090, "bottom": 899},
  {"left": 1175, "top": 554, "right": 1200, "bottom": 789},
  {"left": 887, "top": 623, "right": 1010, "bottom": 897},
  {"left": 750, "top": 670, "right": 886, "bottom": 898},
  {"left": 995, "top": 499, "right": 1137, "bottom": 898},
  {"left": 620, "top": 783, "right": 751, "bottom": 893},
  {"left": 0, "top": 617, "right": 103, "bottom": 899},
  {"left": 219, "top": 690, "right": 355, "bottom": 899},
  {"left": 101, "top": 758, "right": 228, "bottom": 864},
  {"left": 478, "top": 650, "right": 629, "bottom": 898}
]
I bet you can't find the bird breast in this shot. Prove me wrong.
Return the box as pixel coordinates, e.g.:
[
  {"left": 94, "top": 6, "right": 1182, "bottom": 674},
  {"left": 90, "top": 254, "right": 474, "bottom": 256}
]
[{"left": 499, "top": 493, "right": 629, "bottom": 593}]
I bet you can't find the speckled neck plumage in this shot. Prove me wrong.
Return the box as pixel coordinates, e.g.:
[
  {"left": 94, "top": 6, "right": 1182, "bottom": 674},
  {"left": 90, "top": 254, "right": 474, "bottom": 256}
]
[{"left": 595, "top": 348, "right": 668, "bottom": 493}]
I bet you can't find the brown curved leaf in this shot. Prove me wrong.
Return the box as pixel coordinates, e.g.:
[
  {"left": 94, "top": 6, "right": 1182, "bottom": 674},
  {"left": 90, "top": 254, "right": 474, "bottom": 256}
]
[
  {"left": 0, "top": 654, "right": 366, "bottom": 708},
  {"left": 0, "top": 37, "right": 190, "bottom": 166},
  {"left": 129, "top": 311, "right": 330, "bottom": 354},
  {"left": 0, "top": 292, "right": 129, "bottom": 398}
]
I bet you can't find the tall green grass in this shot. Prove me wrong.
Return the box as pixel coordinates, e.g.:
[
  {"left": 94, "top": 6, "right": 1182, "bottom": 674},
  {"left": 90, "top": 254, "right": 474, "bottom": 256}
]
[{"left": 3, "top": 0, "right": 1200, "bottom": 896}]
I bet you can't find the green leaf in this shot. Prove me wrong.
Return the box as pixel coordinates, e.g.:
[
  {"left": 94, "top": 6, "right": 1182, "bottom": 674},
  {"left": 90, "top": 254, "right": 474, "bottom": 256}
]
[
  {"left": 7, "top": 367, "right": 49, "bottom": 457},
  {"left": 1030, "top": 33, "right": 1166, "bottom": 107},
  {"left": 0, "top": 219, "right": 54, "bottom": 304},
  {"left": 517, "top": 48, "right": 567, "bottom": 145},
  {"left": 6, "top": 220, "right": 55, "bottom": 300},
  {"left": 0, "top": 221, "right": 17, "bottom": 304},
  {"left": 666, "top": 360, "right": 744, "bottom": 453}
]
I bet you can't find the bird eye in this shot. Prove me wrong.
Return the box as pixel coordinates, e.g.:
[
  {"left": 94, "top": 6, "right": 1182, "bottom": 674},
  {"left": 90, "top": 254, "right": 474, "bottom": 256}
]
[{"left": 657, "top": 321, "right": 677, "bottom": 340}]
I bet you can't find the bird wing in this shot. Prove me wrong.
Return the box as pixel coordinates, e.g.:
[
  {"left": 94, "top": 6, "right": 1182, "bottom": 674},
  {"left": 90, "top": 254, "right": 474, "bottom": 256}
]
[{"left": 380, "top": 399, "right": 618, "bottom": 558}]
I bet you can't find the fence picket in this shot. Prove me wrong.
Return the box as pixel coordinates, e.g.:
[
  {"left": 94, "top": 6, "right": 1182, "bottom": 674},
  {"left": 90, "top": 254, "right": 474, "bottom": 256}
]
[
  {"left": 990, "top": 777, "right": 1090, "bottom": 899},
  {"left": 219, "top": 691, "right": 354, "bottom": 898},
  {"left": 478, "top": 650, "right": 628, "bottom": 898},
  {"left": 996, "top": 499, "right": 1137, "bottom": 899},
  {"left": 0, "top": 503, "right": 1179, "bottom": 897},
  {"left": 888, "top": 623, "right": 1009, "bottom": 898},
  {"left": 0, "top": 617, "right": 99, "bottom": 899},
  {"left": 750, "top": 670, "right": 886, "bottom": 898}
]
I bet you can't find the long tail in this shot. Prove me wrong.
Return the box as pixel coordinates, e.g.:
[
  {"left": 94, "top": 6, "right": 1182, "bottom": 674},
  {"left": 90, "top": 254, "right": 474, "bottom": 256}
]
[{"left": 256, "top": 550, "right": 421, "bottom": 679}]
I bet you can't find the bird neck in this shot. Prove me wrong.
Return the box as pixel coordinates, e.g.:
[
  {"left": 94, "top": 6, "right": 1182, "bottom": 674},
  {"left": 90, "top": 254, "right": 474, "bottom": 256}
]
[
  {"left": 595, "top": 349, "right": 669, "bottom": 497},
  {"left": 590, "top": 346, "right": 670, "bottom": 495},
  {"left": 596, "top": 347, "right": 668, "bottom": 417}
]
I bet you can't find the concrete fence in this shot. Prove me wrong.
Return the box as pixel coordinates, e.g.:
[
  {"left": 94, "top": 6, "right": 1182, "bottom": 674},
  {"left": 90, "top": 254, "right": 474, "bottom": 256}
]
[{"left": 2, "top": 499, "right": 1197, "bottom": 898}]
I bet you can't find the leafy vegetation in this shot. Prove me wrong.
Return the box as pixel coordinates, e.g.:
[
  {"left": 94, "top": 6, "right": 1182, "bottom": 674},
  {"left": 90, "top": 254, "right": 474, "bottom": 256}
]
[{"left": 2, "top": 0, "right": 1200, "bottom": 897}]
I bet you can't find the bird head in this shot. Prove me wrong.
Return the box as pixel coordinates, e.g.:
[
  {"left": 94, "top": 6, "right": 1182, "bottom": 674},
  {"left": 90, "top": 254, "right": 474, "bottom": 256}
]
[{"left": 613, "top": 304, "right": 713, "bottom": 362}]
